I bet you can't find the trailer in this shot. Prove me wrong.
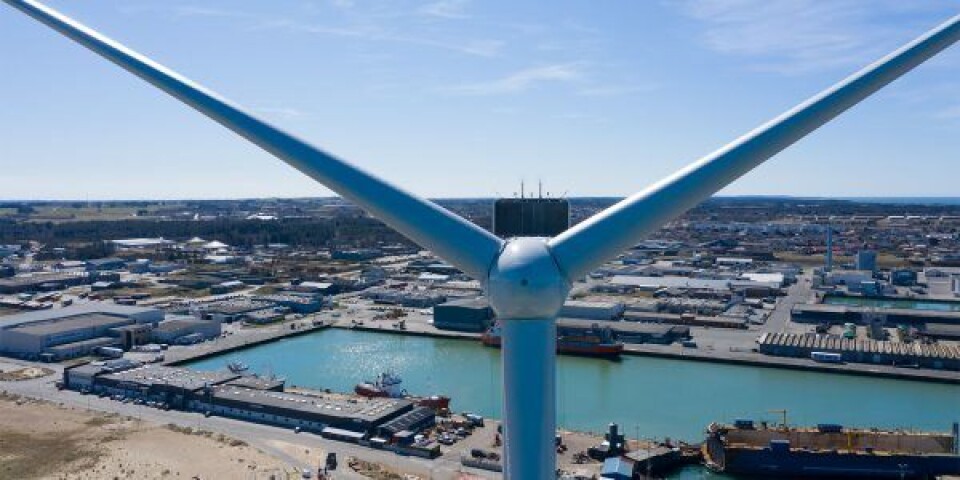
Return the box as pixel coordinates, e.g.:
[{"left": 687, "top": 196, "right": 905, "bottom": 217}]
[{"left": 811, "top": 351, "right": 843, "bottom": 363}]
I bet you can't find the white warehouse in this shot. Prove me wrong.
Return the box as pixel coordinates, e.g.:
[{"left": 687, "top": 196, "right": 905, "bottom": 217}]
[
  {"left": 0, "top": 304, "right": 163, "bottom": 360},
  {"left": 559, "top": 301, "right": 626, "bottom": 321}
]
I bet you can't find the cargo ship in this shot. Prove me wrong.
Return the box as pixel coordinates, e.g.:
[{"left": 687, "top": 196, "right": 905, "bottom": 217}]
[
  {"left": 354, "top": 372, "right": 451, "bottom": 411},
  {"left": 481, "top": 321, "right": 624, "bottom": 357},
  {"left": 702, "top": 420, "right": 960, "bottom": 479}
]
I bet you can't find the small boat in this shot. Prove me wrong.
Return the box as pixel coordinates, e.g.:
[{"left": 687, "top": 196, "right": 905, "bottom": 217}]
[{"left": 227, "top": 361, "right": 249, "bottom": 373}]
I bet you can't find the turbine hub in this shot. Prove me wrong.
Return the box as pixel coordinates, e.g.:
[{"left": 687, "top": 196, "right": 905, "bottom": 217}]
[{"left": 486, "top": 237, "right": 570, "bottom": 319}]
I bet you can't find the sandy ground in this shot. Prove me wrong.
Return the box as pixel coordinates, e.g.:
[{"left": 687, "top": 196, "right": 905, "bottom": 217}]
[{"left": 0, "top": 392, "right": 297, "bottom": 480}]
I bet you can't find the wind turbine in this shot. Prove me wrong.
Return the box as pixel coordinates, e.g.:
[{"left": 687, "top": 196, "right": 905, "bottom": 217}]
[{"left": 4, "top": 1, "right": 960, "bottom": 477}]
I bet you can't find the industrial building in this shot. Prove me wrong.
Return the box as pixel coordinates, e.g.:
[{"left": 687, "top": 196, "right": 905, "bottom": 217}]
[
  {"left": 243, "top": 308, "right": 286, "bottom": 325},
  {"left": 110, "top": 238, "right": 174, "bottom": 250},
  {"left": 253, "top": 293, "right": 323, "bottom": 314},
  {"left": 560, "top": 301, "right": 626, "bottom": 321},
  {"left": 0, "top": 304, "right": 223, "bottom": 360},
  {"left": 150, "top": 317, "right": 221, "bottom": 344},
  {"left": 608, "top": 275, "right": 780, "bottom": 297},
  {"left": 890, "top": 269, "right": 918, "bottom": 286},
  {"left": 0, "top": 271, "right": 119, "bottom": 294},
  {"left": 0, "top": 304, "right": 163, "bottom": 360},
  {"left": 624, "top": 311, "right": 748, "bottom": 329},
  {"left": 331, "top": 248, "right": 383, "bottom": 261},
  {"left": 85, "top": 257, "right": 127, "bottom": 271},
  {"left": 556, "top": 318, "right": 691, "bottom": 345},
  {"left": 209, "top": 280, "right": 245, "bottom": 295},
  {"left": 433, "top": 297, "right": 493, "bottom": 332},
  {"left": 855, "top": 250, "right": 878, "bottom": 272},
  {"left": 186, "top": 299, "right": 274, "bottom": 323},
  {"left": 0, "top": 244, "right": 22, "bottom": 258},
  {"left": 376, "top": 406, "right": 437, "bottom": 442},
  {"left": 0, "top": 265, "right": 14, "bottom": 278},
  {"left": 757, "top": 332, "right": 960, "bottom": 370},
  {"left": 1, "top": 314, "right": 126, "bottom": 359},
  {"left": 63, "top": 364, "right": 417, "bottom": 435},
  {"left": 195, "top": 386, "right": 412, "bottom": 434},
  {"left": 792, "top": 302, "right": 960, "bottom": 327},
  {"left": 362, "top": 288, "right": 447, "bottom": 308}
]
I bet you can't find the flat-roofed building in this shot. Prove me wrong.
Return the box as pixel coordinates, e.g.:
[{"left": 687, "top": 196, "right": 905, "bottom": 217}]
[
  {"left": 194, "top": 386, "right": 413, "bottom": 433},
  {"left": 191, "top": 299, "right": 273, "bottom": 323},
  {"left": 150, "top": 318, "right": 221, "bottom": 344},
  {"left": 111, "top": 238, "right": 174, "bottom": 250},
  {"left": 243, "top": 308, "right": 285, "bottom": 325},
  {"left": 253, "top": 293, "right": 323, "bottom": 314},
  {"left": 433, "top": 297, "right": 493, "bottom": 332},
  {"left": 560, "top": 300, "right": 626, "bottom": 320},
  {"left": 0, "top": 271, "right": 119, "bottom": 294},
  {"left": 0, "top": 313, "right": 135, "bottom": 359},
  {"left": 740, "top": 272, "right": 785, "bottom": 288},
  {"left": 45, "top": 337, "right": 121, "bottom": 360},
  {"left": 95, "top": 364, "right": 239, "bottom": 409},
  {"left": 0, "top": 304, "right": 163, "bottom": 360},
  {"left": 85, "top": 257, "right": 127, "bottom": 272},
  {"left": 64, "top": 364, "right": 418, "bottom": 434}
]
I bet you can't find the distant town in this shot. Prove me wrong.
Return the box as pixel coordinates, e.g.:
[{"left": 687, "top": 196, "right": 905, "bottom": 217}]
[{"left": 1, "top": 196, "right": 958, "bottom": 479}]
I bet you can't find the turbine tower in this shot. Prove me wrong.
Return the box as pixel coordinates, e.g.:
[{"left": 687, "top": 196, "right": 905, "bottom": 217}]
[{"left": 4, "top": 1, "right": 960, "bottom": 477}]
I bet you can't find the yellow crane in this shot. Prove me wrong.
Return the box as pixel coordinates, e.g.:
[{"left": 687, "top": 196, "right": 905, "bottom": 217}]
[{"left": 768, "top": 409, "right": 788, "bottom": 428}]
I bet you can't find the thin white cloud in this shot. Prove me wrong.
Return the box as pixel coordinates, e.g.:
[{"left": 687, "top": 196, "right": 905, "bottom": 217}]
[
  {"left": 443, "top": 64, "right": 582, "bottom": 95},
  {"left": 254, "top": 107, "right": 308, "bottom": 119},
  {"left": 554, "top": 112, "right": 607, "bottom": 123},
  {"left": 935, "top": 105, "right": 960, "bottom": 120},
  {"left": 676, "top": 0, "right": 957, "bottom": 75},
  {"left": 174, "top": 6, "right": 254, "bottom": 20},
  {"left": 172, "top": 5, "right": 501, "bottom": 57},
  {"left": 577, "top": 84, "right": 659, "bottom": 97},
  {"left": 418, "top": 0, "right": 472, "bottom": 20},
  {"left": 329, "top": 0, "right": 355, "bottom": 10}
]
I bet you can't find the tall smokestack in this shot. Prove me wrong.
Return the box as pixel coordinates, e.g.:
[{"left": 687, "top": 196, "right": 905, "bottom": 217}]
[{"left": 825, "top": 224, "right": 833, "bottom": 272}]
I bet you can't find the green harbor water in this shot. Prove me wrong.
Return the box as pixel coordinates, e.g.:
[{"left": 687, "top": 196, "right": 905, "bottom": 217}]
[
  {"left": 186, "top": 328, "right": 960, "bottom": 479},
  {"left": 823, "top": 294, "right": 960, "bottom": 312}
]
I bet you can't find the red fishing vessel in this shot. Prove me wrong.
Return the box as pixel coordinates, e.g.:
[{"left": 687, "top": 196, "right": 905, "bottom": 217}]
[
  {"left": 354, "top": 372, "right": 451, "bottom": 410},
  {"left": 481, "top": 322, "right": 624, "bottom": 357}
]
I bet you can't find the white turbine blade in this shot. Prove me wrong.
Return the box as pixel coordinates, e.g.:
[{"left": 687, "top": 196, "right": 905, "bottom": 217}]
[
  {"left": 549, "top": 13, "right": 960, "bottom": 282},
  {"left": 2, "top": 0, "right": 503, "bottom": 279}
]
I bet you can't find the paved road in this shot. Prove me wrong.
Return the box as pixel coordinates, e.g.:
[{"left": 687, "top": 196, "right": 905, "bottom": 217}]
[{"left": 764, "top": 273, "right": 813, "bottom": 334}]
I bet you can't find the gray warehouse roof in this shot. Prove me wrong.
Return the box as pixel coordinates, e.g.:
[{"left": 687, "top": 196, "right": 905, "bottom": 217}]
[
  {"left": 152, "top": 318, "right": 211, "bottom": 334},
  {"left": 99, "top": 365, "right": 239, "bottom": 392},
  {"left": 211, "top": 386, "right": 411, "bottom": 423},
  {"left": 0, "top": 303, "right": 161, "bottom": 330},
  {"left": 9, "top": 313, "right": 133, "bottom": 336},
  {"left": 436, "top": 297, "right": 490, "bottom": 309}
]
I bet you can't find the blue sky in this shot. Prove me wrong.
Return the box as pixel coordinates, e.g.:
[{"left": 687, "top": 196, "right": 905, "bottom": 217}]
[{"left": 1, "top": 0, "right": 959, "bottom": 200}]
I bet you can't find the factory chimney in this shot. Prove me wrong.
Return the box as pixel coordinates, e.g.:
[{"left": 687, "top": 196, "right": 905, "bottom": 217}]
[{"left": 825, "top": 224, "right": 833, "bottom": 272}]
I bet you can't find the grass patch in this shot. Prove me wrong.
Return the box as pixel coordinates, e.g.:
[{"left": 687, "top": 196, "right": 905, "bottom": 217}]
[{"left": 0, "top": 430, "right": 105, "bottom": 479}]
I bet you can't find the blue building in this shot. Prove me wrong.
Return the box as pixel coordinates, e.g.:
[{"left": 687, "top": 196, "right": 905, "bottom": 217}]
[{"left": 855, "top": 250, "right": 877, "bottom": 272}]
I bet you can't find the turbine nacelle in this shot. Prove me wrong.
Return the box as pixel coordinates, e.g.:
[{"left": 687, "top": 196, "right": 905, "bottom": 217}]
[{"left": 486, "top": 237, "right": 570, "bottom": 319}]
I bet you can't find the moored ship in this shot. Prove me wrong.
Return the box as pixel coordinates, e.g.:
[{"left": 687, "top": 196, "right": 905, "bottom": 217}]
[
  {"left": 226, "top": 361, "right": 249, "bottom": 373},
  {"left": 481, "top": 321, "right": 624, "bottom": 357},
  {"left": 702, "top": 420, "right": 960, "bottom": 479},
  {"left": 354, "top": 371, "right": 451, "bottom": 411}
]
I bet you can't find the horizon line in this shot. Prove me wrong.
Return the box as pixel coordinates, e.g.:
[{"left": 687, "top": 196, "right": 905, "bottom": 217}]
[{"left": 3, "top": 195, "right": 960, "bottom": 203}]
